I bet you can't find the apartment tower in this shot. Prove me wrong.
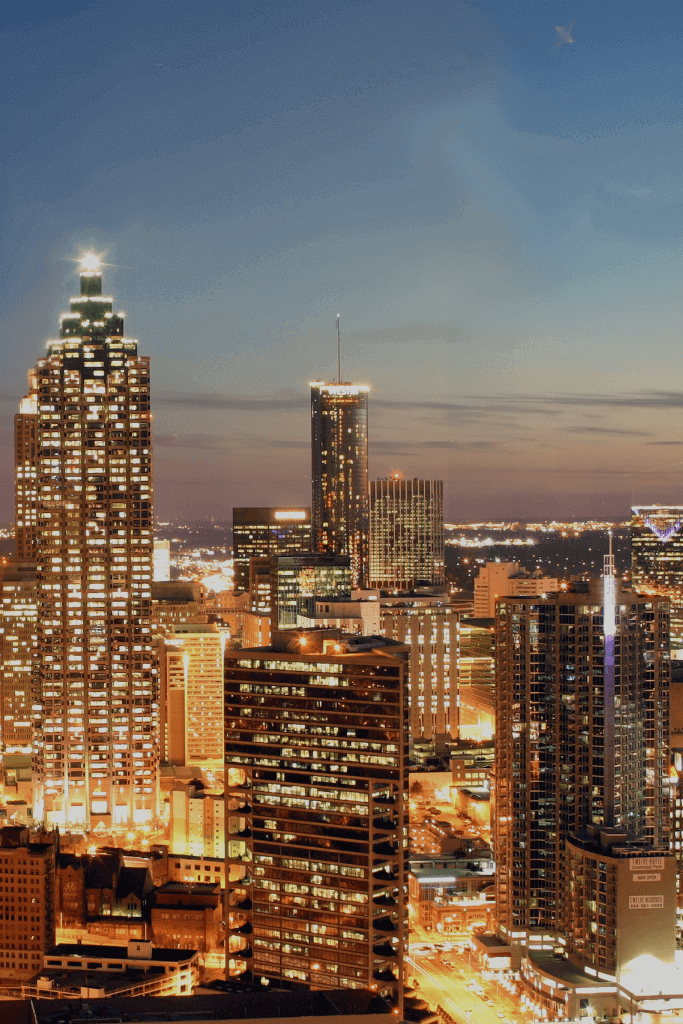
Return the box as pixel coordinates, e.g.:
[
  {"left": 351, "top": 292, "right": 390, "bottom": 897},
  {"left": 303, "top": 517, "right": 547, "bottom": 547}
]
[
  {"left": 369, "top": 475, "right": 444, "bottom": 591},
  {"left": 21, "top": 254, "right": 156, "bottom": 828},
  {"left": 311, "top": 382, "right": 369, "bottom": 588},
  {"left": 494, "top": 572, "right": 670, "bottom": 948}
]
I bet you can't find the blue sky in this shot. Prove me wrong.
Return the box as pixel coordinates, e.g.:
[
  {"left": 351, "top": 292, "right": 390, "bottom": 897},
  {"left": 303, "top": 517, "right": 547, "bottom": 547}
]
[{"left": 3, "top": 0, "right": 683, "bottom": 522}]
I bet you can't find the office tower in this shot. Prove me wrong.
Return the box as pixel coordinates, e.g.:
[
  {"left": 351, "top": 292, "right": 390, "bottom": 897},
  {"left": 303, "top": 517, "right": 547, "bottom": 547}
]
[
  {"left": 381, "top": 605, "right": 457, "bottom": 741},
  {"left": 159, "top": 623, "right": 226, "bottom": 770},
  {"left": 311, "top": 382, "right": 369, "bottom": 588},
  {"left": 631, "top": 505, "right": 683, "bottom": 648},
  {"left": 474, "top": 562, "right": 558, "bottom": 618},
  {"left": 153, "top": 539, "right": 171, "bottom": 582},
  {"left": 248, "top": 552, "right": 352, "bottom": 629},
  {"left": 457, "top": 618, "right": 495, "bottom": 742},
  {"left": 15, "top": 392, "right": 39, "bottom": 559},
  {"left": 494, "top": 576, "right": 670, "bottom": 948},
  {"left": 369, "top": 476, "right": 444, "bottom": 591},
  {"left": 232, "top": 507, "right": 311, "bottom": 593},
  {"left": 224, "top": 631, "right": 409, "bottom": 1011},
  {"left": 22, "top": 254, "right": 156, "bottom": 828},
  {"left": 0, "top": 826, "right": 56, "bottom": 981}
]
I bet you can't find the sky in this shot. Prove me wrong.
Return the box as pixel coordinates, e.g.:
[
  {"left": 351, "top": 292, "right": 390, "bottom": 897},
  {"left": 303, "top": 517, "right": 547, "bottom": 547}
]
[{"left": 3, "top": 0, "right": 683, "bottom": 523}]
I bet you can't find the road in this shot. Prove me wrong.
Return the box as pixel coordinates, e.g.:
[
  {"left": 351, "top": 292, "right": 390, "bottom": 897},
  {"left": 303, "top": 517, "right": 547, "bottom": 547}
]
[{"left": 408, "top": 948, "right": 527, "bottom": 1024}]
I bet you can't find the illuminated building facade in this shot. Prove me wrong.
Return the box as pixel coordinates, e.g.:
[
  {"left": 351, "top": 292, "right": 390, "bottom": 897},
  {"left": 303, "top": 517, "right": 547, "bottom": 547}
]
[
  {"left": 311, "top": 382, "right": 369, "bottom": 588},
  {"left": 369, "top": 476, "right": 444, "bottom": 591},
  {"left": 457, "top": 618, "right": 495, "bottom": 742},
  {"left": 248, "top": 552, "right": 352, "bottom": 628},
  {"left": 233, "top": 507, "right": 311, "bottom": 593},
  {"left": 153, "top": 539, "right": 171, "bottom": 582},
  {"left": 0, "top": 826, "right": 56, "bottom": 981},
  {"left": 631, "top": 505, "right": 683, "bottom": 648},
  {"left": 22, "top": 255, "right": 156, "bottom": 828},
  {"left": 474, "top": 562, "right": 558, "bottom": 618},
  {"left": 170, "top": 788, "right": 225, "bottom": 858},
  {"left": 0, "top": 561, "right": 38, "bottom": 751},
  {"left": 381, "top": 606, "right": 457, "bottom": 741},
  {"left": 494, "top": 577, "right": 670, "bottom": 949},
  {"left": 224, "top": 632, "right": 409, "bottom": 1011},
  {"left": 15, "top": 394, "right": 39, "bottom": 559},
  {"left": 159, "top": 623, "right": 227, "bottom": 770}
]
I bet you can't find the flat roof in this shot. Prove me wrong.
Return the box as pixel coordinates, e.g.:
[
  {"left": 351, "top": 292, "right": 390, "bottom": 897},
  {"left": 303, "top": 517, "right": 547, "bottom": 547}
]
[
  {"left": 46, "top": 944, "right": 197, "bottom": 963},
  {"left": 29, "top": 989, "right": 393, "bottom": 1021}
]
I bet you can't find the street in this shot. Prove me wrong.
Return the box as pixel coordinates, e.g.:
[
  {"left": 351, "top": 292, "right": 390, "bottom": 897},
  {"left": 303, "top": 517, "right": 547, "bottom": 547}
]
[{"left": 408, "top": 947, "right": 524, "bottom": 1024}]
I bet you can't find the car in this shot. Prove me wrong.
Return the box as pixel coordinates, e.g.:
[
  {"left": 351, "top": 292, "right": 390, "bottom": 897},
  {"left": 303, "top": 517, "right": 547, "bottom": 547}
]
[{"left": 496, "top": 1013, "right": 506, "bottom": 1018}]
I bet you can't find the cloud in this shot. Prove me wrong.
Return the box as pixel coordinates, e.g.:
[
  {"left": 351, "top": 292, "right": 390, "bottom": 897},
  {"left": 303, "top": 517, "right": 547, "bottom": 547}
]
[
  {"left": 564, "top": 425, "right": 650, "bottom": 437},
  {"left": 155, "top": 390, "right": 306, "bottom": 411}
]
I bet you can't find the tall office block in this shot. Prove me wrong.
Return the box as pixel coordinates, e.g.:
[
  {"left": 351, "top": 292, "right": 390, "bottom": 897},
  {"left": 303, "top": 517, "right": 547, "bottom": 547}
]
[
  {"left": 369, "top": 476, "right": 444, "bottom": 591},
  {"left": 381, "top": 606, "right": 457, "bottom": 741},
  {"left": 233, "top": 507, "right": 311, "bottom": 593},
  {"left": 311, "top": 382, "right": 369, "bottom": 588},
  {"left": 159, "top": 623, "right": 226, "bottom": 770},
  {"left": 0, "top": 561, "right": 38, "bottom": 752},
  {"left": 224, "top": 631, "right": 409, "bottom": 1012},
  {"left": 494, "top": 576, "right": 670, "bottom": 947},
  {"left": 631, "top": 505, "right": 683, "bottom": 648},
  {"left": 21, "top": 254, "right": 156, "bottom": 828}
]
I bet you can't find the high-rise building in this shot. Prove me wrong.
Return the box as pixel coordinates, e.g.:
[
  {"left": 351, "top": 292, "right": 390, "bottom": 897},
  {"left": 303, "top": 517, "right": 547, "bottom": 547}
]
[
  {"left": 232, "top": 507, "right": 311, "bottom": 593},
  {"left": 15, "top": 393, "right": 39, "bottom": 559},
  {"left": 21, "top": 254, "right": 156, "bottom": 828},
  {"left": 369, "top": 476, "right": 444, "bottom": 591},
  {"left": 381, "top": 605, "right": 457, "bottom": 741},
  {"left": 0, "top": 560, "right": 38, "bottom": 752},
  {"left": 494, "top": 576, "right": 670, "bottom": 948},
  {"left": 474, "top": 562, "right": 558, "bottom": 618},
  {"left": 224, "top": 631, "right": 409, "bottom": 1011},
  {"left": 631, "top": 504, "right": 683, "bottom": 648},
  {"left": 311, "top": 382, "right": 369, "bottom": 588},
  {"left": 0, "top": 826, "right": 56, "bottom": 981},
  {"left": 159, "top": 623, "right": 227, "bottom": 771}
]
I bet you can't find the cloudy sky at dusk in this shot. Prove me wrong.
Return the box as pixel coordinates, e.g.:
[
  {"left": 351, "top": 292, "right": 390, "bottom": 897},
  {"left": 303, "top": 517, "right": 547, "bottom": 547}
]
[{"left": 3, "top": 0, "right": 683, "bottom": 523}]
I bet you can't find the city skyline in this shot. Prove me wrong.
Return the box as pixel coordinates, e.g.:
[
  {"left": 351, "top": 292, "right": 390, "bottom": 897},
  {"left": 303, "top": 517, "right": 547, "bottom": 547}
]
[{"left": 4, "top": 2, "right": 683, "bottom": 524}]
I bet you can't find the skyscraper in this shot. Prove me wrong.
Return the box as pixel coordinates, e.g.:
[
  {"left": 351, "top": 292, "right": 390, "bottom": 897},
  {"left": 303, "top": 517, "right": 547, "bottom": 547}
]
[
  {"left": 311, "top": 382, "right": 369, "bottom": 588},
  {"left": 494, "top": 574, "right": 670, "bottom": 946},
  {"left": 15, "top": 389, "right": 39, "bottom": 559},
  {"left": 224, "top": 631, "right": 409, "bottom": 1011},
  {"left": 232, "top": 507, "right": 311, "bottom": 593},
  {"left": 631, "top": 504, "right": 683, "bottom": 649},
  {"left": 369, "top": 475, "right": 444, "bottom": 591},
  {"left": 21, "top": 253, "right": 156, "bottom": 828}
]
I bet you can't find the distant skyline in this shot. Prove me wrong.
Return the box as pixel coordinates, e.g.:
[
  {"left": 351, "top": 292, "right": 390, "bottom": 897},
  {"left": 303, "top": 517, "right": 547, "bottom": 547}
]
[{"left": 4, "top": 0, "right": 683, "bottom": 523}]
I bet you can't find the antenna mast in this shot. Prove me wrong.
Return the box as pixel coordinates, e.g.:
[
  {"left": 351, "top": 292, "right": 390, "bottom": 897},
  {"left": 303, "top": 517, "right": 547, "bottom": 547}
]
[{"left": 337, "top": 314, "right": 341, "bottom": 384}]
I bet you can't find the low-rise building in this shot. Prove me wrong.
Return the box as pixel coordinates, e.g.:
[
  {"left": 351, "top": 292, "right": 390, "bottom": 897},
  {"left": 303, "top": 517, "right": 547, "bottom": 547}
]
[
  {"left": 23, "top": 940, "right": 199, "bottom": 1000},
  {"left": 151, "top": 881, "right": 223, "bottom": 953}
]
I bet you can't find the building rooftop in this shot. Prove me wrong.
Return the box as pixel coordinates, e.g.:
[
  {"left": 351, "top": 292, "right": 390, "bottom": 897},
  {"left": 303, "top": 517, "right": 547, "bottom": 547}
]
[
  {"left": 28, "top": 990, "right": 393, "bottom": 1022},
  {"left": 46, "top": 944, "right": 197, "bottom": 963}
]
